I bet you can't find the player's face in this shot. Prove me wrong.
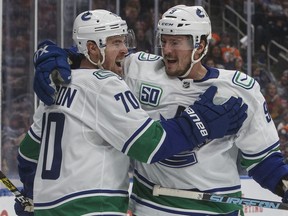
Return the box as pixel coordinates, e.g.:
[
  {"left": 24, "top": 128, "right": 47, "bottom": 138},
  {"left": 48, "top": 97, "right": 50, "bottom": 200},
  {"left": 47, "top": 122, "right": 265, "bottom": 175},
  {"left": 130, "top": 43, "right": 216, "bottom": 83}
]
[
  {"left": 103, "top": 35, "right": 128, "bottom": 75},
  {"left": 161, "top": 35, "right": 193, "bottom": 76}
]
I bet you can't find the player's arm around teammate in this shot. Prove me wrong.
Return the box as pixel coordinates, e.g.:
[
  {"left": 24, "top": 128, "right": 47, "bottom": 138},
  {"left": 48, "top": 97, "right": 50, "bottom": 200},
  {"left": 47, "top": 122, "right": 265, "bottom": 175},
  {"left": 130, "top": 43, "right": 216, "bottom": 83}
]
[
  {"left": 30, "top": 5, "right": 288, "bottom": 215},
  {"left": 15, "top": 9, "right": 248, "bottom": 216}
]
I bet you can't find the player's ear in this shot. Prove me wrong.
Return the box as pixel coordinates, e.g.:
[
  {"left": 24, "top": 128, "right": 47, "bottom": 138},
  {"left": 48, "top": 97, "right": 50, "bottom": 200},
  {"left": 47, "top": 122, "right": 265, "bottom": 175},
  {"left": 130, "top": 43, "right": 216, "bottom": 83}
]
[
  {"left": 87, "top": 41, "right": 101, "bottom": 60},
  {"left": 87, "top": 41, "right": 98, "bottom": 52},
  {"left": 196, "top": 40, "right": 205, "bottom": 53}
]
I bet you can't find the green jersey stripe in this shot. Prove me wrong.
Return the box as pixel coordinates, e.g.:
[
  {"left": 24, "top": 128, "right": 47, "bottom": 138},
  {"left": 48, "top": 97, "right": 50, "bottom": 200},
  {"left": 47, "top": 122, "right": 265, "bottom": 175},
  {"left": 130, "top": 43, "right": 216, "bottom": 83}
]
[
  {"left": 241, "top": 146, "right": 280, "bottom": 169},
  {"left": 35, "top": 195, "right": 129, "bottom": 216},
  {"left": 127, "top": 121, "right": 164, "bottom": 163},
  {"left": 19, "top": 133, "right": 40, "bottom": 161}
]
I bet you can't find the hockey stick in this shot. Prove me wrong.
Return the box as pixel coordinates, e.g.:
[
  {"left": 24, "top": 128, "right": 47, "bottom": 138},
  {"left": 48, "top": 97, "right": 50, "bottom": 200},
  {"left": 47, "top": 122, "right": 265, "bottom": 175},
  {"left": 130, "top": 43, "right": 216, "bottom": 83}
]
[
  {"left": 0, "top": 170, "right": 33, "bottom": 209},
  {"left": 153, "top": 185, "right": 288, "bottom": 211}
]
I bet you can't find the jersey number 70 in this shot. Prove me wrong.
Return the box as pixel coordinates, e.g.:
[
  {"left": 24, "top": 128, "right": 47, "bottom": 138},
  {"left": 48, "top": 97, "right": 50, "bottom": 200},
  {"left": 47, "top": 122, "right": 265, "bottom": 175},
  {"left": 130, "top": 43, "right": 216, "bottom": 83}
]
[{"left": 41, "top": 112, "right": 64, "bottom": 180}]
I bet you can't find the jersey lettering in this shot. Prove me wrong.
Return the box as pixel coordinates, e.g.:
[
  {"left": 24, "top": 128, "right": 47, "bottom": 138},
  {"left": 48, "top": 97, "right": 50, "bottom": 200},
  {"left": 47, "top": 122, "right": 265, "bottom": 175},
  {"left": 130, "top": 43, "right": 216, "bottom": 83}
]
[
  {"left": 54, "top": 86, "right": 77, "bottom": 108},
  {"left": 140, "top": 84, "right": 162, "bottom": 107},
  {"left": 185, "top": 107, "right": 208, "bottom": 136},
  {"left": 114, "top": 90, "right": 140, "bottom": 113}
]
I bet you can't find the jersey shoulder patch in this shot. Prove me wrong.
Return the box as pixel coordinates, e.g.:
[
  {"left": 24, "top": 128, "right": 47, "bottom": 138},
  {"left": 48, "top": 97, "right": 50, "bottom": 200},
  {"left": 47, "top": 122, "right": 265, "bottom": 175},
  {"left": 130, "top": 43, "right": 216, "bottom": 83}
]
[
  {"left": 232, "top": 71, "right": 255, "bottom": 89},
  {"left": 93, "top": 70, "right": 122, "bottom": 80},
  {"left": 137, "top": 52, "right": 161, "bottom": 61}
]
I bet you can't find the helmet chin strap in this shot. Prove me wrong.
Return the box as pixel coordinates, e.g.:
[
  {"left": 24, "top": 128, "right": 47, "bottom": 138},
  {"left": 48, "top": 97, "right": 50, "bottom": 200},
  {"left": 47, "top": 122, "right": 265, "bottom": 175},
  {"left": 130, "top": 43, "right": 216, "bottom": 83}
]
[
  {"left": 178, "top": 49, "right": 201, "bottom": 78},
  {"left": 178, "top": 44, "right": 209, "bottom": 79},
  {"left": 161, "top": 48, "right": 200, "bottom": 79}
]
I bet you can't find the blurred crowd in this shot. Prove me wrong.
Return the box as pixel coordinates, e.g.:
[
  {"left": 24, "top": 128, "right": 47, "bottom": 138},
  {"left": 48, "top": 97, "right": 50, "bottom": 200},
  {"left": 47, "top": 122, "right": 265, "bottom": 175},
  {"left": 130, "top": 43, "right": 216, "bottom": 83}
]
[
  {"left": 1, "top": 0, "right": 35, "bottom": 178},
  {"left": 219, "top": 0, "right": 288, "bottom": 163},
  {"left": 1, "top": 0, "right": 288, "bottom": 179}
]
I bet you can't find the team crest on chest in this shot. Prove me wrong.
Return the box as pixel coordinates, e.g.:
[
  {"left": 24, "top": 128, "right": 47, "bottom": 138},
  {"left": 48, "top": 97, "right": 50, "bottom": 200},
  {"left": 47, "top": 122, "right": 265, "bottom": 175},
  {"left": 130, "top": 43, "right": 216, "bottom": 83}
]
[{"left": 139, "top": 83, "right": 162, "bottom": 107}]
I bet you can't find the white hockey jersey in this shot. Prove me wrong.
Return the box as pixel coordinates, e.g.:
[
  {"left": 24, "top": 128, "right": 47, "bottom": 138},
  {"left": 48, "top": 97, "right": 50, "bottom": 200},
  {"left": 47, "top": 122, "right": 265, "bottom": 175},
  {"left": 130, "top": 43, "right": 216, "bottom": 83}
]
[
  {"left": 24, "top": 68, "right": 197, "bottom": 215},
  {"left": 123, "top": 52, "right": 280, "bottom": 215}
]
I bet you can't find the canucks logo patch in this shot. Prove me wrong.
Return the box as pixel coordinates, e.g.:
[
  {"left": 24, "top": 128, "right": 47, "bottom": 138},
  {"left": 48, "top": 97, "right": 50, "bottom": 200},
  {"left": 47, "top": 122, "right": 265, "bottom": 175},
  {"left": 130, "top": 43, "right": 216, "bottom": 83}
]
[
  {"left": 140, "top": 83, "right": 162, "bottom": 107},
  {"left": 81, "top": 11, "right": 92, "bottom": 21},
  {"left": 93, "top": 70, "right": 122, "bottom": 80},
  {"left": 232, "top": 71, "right": 255, "bottom": 89},
  {"left": 196, "top": 8, "right": 205, "bottom": 18},
  {"left": 138, "top": 52, "right": 160, "bottom": 61},
  {"left": 158, "top": 151, "right": 198, "bottom": 168}
]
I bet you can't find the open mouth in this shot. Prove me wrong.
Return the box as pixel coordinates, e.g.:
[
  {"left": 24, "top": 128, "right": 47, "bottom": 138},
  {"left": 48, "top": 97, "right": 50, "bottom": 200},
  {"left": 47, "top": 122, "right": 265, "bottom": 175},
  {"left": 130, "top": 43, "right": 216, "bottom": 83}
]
[
  {"left": 115, "top": 60, "right": 122, "bottom": 68},
  {"left": 165, "top": 57, "right": 177, "bottom": 66},
  {"left": 167, "top": 59, "right": 177, "bottom": 64},
  {"left": 164, "top": 55, "right": 177, "bottom": 64}
]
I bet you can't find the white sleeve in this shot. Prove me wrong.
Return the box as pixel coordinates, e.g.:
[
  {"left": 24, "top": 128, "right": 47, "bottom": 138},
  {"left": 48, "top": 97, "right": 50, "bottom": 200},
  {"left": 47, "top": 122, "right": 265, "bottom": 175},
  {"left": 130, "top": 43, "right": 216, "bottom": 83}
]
[
  {"left": 29, "top": 102, "right": 45, "bottom": 140},
  {"left": 95, "top": 76, "right": 151, "bottom": 151},
  {"left": 235, "top": 83, "right": 279, "bottom": 154}
]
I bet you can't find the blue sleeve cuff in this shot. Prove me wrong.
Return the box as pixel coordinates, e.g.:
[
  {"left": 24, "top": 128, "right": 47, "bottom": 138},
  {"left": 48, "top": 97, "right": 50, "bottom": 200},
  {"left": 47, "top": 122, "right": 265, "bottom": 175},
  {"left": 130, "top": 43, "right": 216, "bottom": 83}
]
[
  {"left": 248, "top": 152, "right": 288, "bottom": 193},
  {"left": 17, "top": 154, "right": 37, "bottom": 198}
]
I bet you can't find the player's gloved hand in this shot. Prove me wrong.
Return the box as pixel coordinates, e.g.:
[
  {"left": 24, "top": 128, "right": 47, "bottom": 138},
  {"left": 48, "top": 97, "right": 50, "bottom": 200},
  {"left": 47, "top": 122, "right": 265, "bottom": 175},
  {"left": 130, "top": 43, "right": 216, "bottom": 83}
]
[
  {"left": 33, "top": 40, "right": 72, "bottom": 105},
  {"left": 275, "top": 176, "right": 288, "bottom": 203},
  {"left": 180, "top": 86, "right": 248, "bottom": 145},
  {"left": 65, "top": 45, "right": 82, "bottom": 69},
  {"left": 14, "top": 190, "right": 34, "bottom": 216}
]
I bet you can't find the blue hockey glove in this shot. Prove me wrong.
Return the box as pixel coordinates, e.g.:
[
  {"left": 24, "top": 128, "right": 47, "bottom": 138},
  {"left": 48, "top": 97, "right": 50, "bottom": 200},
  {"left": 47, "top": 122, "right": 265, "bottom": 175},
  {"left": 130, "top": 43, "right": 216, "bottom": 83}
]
[
  {"left": 14, "top": 189, "right": 34, "bottom": 216},
  {"left": 65, "top": 46, "right": 82, "bottom": 69},
  {"left": 180, "top": 86, "right": 248, "bottom": 145},
  {"left": 15, "top": 150, "right": 36, "bottom": 216},
  {"left": 282, "top": 173, "right": 288, "bottom": 203},
  {"left": 279, "top": 178, "right": 288, "bottom": 203},
  {"left": 33, "top": 40, "right": 72, "bottom": 105},
  {"left": 275, "top": 176, "right": 288, "bottom": 203}
]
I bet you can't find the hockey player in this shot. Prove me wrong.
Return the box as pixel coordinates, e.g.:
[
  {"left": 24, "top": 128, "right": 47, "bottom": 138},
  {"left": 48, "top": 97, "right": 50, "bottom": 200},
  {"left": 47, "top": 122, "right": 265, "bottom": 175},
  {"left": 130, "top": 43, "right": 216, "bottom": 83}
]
[
  {"left": 15, "top": 9, "right": 248, "bottom": 216},
  {"left": 32, "top": 5, "right": 288, "bottom": 216}
]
